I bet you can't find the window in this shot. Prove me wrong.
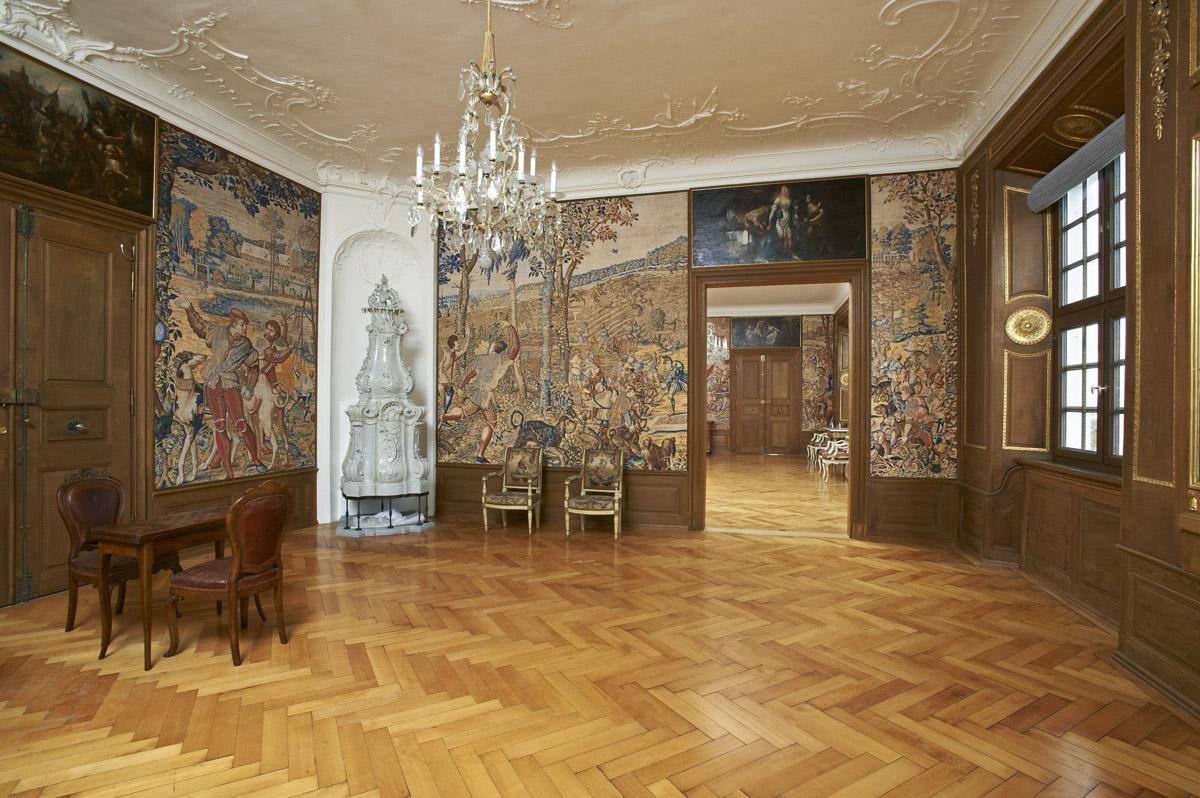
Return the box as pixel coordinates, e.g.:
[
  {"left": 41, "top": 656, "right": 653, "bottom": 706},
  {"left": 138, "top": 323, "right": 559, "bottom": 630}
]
[{"left": 1053, "top": 154, "right": 1126, "bottom": 467}]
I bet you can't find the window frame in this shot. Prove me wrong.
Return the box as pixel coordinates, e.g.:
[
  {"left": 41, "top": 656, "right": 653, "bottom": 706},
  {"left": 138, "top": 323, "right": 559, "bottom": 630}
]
[{"left": 1050, "top": 156, "right": 1126, "bottom": 469}]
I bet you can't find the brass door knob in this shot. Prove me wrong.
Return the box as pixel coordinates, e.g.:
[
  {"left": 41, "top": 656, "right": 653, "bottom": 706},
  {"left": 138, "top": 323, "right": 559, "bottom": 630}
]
[
  {"left": 66, "top": 419, "right": 88, "bottom": 435},
  {"left": 0, "top": 425, "right": 7, "bottom": 435}
]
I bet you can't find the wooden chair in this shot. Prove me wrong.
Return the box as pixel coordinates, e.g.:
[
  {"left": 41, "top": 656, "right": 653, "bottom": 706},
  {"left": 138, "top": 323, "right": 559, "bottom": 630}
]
[
  {"left": 56, "top": 468, "right": 180, "bottom": 632},
  {"left": 564, "top": 448, "right": 623, "bottom": 539},
  {"left": 164, "top": 481, "right": 292, "bottom": 666},
  {"left": 819, "top": 439, "right": 850, "bottom": 480},
  {"left": 482, "top": 446, "right": 544, "bottom": 534},
  {"left": 806, "top": 433, "right": 829, "bottom": 462}
]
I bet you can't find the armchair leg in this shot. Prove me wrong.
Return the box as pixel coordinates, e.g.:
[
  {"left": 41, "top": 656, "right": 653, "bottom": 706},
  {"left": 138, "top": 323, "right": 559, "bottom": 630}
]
[
  {"left": 254, "top": 594, "right": 267, "bottom": 621},
  {"left": 274, "top": 581, "right": 288, "bottom": 644},
  {"left": 527, "top": 506, "right": 533, "bottom": 536},
  {"left": 502, "top": 510, "right": 508, "bottom": 527},
  {"left": 565, "top": 509, "right": 571, "bottom": 536},
  {"left": 164, "top": 594, "right": 182, "bottom": 658},
  {"left": 614, "top": 513, "right": 620, "bottom": 540},
  {"left": 115, "top": 581, "right": 126, "bottom": 616},
  {"left": 482, "top": 506, "right": 489, "bottom": 533},
  {"left": 581, "top": 516, "right": 587, "bottom": 533},
  {"left": 240, "top": 597, "right": 249, "bottom": 630},
  {"left": 228, "top": 605, "right": 242, "bottom": 667},
  {"left": 65, "top": 575, "right": 78, "bottom": 632}
]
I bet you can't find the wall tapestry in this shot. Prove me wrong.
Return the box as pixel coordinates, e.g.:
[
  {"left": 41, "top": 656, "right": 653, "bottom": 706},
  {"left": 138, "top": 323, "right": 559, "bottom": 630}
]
[
  {"left": 691, "top": 177, "right": 867, "bottom": 267},
  {"left": 869, "top": 170, "right": 958, "bottom": 478},
  {"left": 731, "top": 316, "right": 803, "bottom": 348},
  {"left": 437, "top": 192, "right": 688, "bottom": 471},
  {"left": 0, "top": 43, "right": 156, "bottom": 215},
  {"left": 153, "top": 123, "right": 320, "bottom": 488},
  {"left": 706, "top": 317, "right": 731, "bottom": 430},
  {"left": 801, "top": 315, "right": 835, "bottom": 430}
]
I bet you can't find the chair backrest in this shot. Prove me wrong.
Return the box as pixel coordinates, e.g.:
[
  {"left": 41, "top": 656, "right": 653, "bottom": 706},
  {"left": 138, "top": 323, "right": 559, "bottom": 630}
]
[
  {"left": 227, "top": 481, "right": 293, "bottom": 576},
  {"left": 503, "top": 446, "right": 543, "bottom": 492},
  {"left": 56, "top": 469, "right": 127, "bottom": 557},
  {"left": 827, "top": 440, "right": 850, "bottom": 458},
  {"left": 581, "top": 449, "right": 622, "bottom": 494}
]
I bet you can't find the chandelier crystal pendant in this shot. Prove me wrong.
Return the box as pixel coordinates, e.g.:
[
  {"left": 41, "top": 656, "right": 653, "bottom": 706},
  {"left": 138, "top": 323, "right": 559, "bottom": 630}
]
[{"left": 408, "top": 0, "right": 559, "bottom": 259}]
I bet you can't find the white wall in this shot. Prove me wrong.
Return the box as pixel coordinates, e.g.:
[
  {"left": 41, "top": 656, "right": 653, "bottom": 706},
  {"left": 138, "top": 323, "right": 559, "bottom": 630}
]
[{"left": 316, "top": 188, "right": 437, "bottom": 523}]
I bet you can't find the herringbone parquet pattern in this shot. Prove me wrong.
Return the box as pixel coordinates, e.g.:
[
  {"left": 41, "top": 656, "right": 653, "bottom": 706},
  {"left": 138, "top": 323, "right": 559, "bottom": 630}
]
[
  {"left": 0, "top": 520, "right": 1198, "bottom": 797},
  {"left": 706, "top": 453, "right": 848, "bottom": 534}
]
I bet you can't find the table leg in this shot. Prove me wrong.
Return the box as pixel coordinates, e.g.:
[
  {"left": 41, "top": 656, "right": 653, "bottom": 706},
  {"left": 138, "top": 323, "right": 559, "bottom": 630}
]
[
  {"left": 388, "top": 498, "right": 394, "bottom": 529},
  {"left": 98, "top": 549, "right": 113, "bottom": 659},
  {"left": 139, "top": 543, "right": 154, "bottom": 671},
  {"left": 344, "top": 495, "right": 350, "bottom": 529}
]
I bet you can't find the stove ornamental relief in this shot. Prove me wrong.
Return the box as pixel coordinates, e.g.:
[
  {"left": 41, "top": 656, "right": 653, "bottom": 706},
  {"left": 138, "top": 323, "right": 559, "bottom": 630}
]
[{"left": 341, "top": 277, "right": 429, "bottom": 497}]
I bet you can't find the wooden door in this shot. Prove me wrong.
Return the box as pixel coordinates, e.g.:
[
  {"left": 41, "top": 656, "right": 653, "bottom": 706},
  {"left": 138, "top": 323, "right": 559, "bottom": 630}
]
[
  {"left": 731, "top": 351, "right": 765, "bottom": 453},
  {"left": 16, "top": 205, "right": 135, "bottom": 598},
  {"left": 764, "top": 352, "right": 799, "bottom": 454}
]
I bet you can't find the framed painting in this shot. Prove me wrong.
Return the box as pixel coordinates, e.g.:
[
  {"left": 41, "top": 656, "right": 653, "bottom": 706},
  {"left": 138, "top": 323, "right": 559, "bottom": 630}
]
[
  {"left": 691, "top": 177, "right": 868, "bottom": 267},
  {"left": 153, "top": 123, "right": 321, "bottom": 488},
  {"left": 731, "top": 316, "right": 803, "bottom": 348},
  {"left": 0, "top": 43, "right": 157, "bottom": 216}
]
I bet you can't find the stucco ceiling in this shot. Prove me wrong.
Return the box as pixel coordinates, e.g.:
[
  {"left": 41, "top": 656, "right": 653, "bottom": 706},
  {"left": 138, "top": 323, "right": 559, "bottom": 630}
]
[
  {"left": 1, "top": 0, "right": 1102, "bottom": 194},
  {"left": 708, "top": 283, "right": 851, "bottom": 317}
]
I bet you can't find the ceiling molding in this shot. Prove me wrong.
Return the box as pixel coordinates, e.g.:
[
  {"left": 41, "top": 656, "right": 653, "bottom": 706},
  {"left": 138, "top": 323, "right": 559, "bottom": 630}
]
[{"left": 459, "top": 0, "right": 574, "bottom": 30}]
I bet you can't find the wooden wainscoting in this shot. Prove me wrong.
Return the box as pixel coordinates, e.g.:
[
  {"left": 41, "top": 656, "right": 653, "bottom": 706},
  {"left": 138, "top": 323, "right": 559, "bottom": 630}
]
[
  {"left": 150, "top": 468, "right": 317, "bottom": 530},
  {"left": 864, "top": 479, "right": 959, "bottom": 543},
  {"left": 1018, "top": 459, "right": 1122, "bottom": 623},
  {"left": 959, "top": 466, "right": 1024, "bottom": 563},
  {"left": 436, "top": 463, "right": 689, "bottom": 529}
]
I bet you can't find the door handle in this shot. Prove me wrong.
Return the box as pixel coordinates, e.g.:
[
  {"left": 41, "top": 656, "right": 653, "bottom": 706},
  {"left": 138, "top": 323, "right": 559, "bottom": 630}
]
[{"left": 66, "top": 419, "right": 88, "bottom": 435}]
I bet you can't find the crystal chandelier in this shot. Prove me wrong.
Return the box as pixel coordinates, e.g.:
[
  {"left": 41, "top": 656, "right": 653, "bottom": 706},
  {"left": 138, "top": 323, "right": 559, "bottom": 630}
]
[{"left": 409, "top": 0, "right": 558, "bottom": 258}]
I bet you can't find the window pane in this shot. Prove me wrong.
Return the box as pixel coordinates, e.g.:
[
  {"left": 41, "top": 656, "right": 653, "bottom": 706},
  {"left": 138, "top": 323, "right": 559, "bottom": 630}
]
[
  {"left": 1086, "top": 215, "right": 1100, "bottom": 256},
  {"left": 1114, "top": 316, "right": 1126, "bottom": 356},
  {"left": 1065, "top": 326, "right": 1084, "bottom": 365},
  {"left": 1064, "top": 411, "right": 1083, "bottom": 449},
  {"left": 1114, "top": 412, "right": 1124, "bottom": 455},
  {"left": 1066, "top": 267, "right": 1084, "bottom": 304},
  {"left": 1113, "top": 363, "right": 1125, "bottom": 407},
  {"left": 1086, "top": 174, "right": 1100, "bottom": 210},
  {"left": 1085, "top": 367, "right": 1100, "bottom": 408},
  {"left": 1115, "top": 152, "right": 1126, "bottom": 195},
  {"left": 1085, "top": 322, "right": 1099, "bottom": 363},
  {"left": 1066, "top": 224, "right": 1083, "bottom": 264},
  {"left": 1085, "top": 258, "right": 1100, "bottom": 298},
  {"left": 1114, "top": 198, "right": 1125, "bottom": 243},
  {"left": 1114, "top": 246, "right": 1126, "bottom": 289},
  {"left": 1085, "top": 412, "right": 1099, "bottom": 451},
  {"left": 1066, "top": 184, "right": 1083, "bottom": 222},
  {"left": 1065, "top": 369, "right": 1083, "bottom": 406}
]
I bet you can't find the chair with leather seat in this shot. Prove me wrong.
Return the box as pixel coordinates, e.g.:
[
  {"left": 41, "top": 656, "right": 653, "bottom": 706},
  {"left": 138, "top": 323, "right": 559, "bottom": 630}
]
[
  {"left": 56, "top": 468, "right": 181, "bottom": 632},
  {"left": 164, "top": 480, "right": 292, "bottom": 666}
]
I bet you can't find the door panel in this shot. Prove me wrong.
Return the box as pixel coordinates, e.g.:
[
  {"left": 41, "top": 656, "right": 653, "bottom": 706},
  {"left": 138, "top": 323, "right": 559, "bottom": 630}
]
[
  {"left": 765, "top": 353, "right": 798, "bottom": 454},
  {"left": 25, "top": 210, "right": 134, "bottom": 596},
  {"left": 732, "top": 352, "right": 764, "bottom": 453},
  {"left": 0, "top": 204, "right": 12, "bottom": 606}
]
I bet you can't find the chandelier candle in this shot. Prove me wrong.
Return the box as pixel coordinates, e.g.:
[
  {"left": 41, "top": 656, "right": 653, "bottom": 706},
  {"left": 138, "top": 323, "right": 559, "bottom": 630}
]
[{"left": 409, "top": 0, "right": 559, "bottom": 258}]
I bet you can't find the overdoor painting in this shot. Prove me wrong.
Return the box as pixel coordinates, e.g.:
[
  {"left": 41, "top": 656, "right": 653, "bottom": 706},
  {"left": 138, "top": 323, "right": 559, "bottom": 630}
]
[
  {"left": 437, "top": 192, "right": 688, "bottom": 470},
  {"left": 154, "top": 123, "right": 320, "bottom": 488},
  {"left": 692, "top": 177, "right": 867, "bottom": 266},
  {"left": 0, "top": 43, "right": 156, "bottom": 215},
  {"left": 732, "top": 316, "right": 803, "bottom": 348},
  {"left": 869, "top": 170, "right": 958, "bottom": 478}
]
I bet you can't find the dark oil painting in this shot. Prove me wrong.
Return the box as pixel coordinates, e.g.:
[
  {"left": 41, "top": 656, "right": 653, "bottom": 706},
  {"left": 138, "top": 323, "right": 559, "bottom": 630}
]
[
  {"left": 732, "top": 316, "right": 803, "bottom": 348},
  {"left": 692, "top": 177, "right": 867, "bottom": 266},
  {"left": 0, "top": 43, "right": 156, "bottom": 215}
]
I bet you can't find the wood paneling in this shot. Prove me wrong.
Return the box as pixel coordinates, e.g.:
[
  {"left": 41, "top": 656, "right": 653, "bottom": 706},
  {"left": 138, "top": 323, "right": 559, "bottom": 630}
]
[
  {"left": 1003, "top": 351, "right": 1051, "bottom": 451},
  {"left": 1021, "top": 460, "right": 1122, "bottom": 622},
  {"left": 865, "top": 479, "right": 958, "bottom": 542},
  {"left": 436, "top": 462, "right": 689, "bottom": 529},
  {"left": 150, "top": 468, "right": 316, "bottom": 531}
]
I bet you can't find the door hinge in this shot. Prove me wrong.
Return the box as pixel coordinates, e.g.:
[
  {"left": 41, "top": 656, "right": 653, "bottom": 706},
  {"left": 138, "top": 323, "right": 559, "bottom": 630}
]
[
  {"left": 15, "top": 204, "right": 33, "bottom": 238},
  {"left": 120, "top": 242, "right": 136, "bottom": 301}
]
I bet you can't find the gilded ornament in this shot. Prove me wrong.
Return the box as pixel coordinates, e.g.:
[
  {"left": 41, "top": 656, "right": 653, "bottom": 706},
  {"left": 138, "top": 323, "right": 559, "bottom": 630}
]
[
  {"left": 1005, "top": 307, "right": 1051, "bottom": 345},
  {"left": 1148, "top": 0, "right": 1171, "bottom": 141},
  {"left": 969, "top": 172, "right": 980, "bottom": 247},
  {"left": 839, "top": 372, "right": 850, "bottom": 387}
]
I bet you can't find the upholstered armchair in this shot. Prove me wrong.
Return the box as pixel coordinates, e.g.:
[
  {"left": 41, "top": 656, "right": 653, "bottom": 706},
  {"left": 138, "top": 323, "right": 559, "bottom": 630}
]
[
  {"left": 481, "top": 446, "right": 544, "bottom": 534},
  {"left": 819, "top": 439, "right": 850, "bottom": 480},
  {"left": 164, "top": 481, "right": 292, "bottom": 666},
  {"left": 56, "top": 468, "right": 181, "bottom": 632},
  {"left": 564, "top": 448, "right": 623, "bottom": 539}
]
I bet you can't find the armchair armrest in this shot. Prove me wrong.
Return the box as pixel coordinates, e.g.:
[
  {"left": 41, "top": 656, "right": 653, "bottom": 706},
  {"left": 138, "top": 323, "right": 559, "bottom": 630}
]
[
  {"left": 481, "top": 470, "right": 503, "bottom": 491},
  {"left": 564, "top": 474, "right": 581, "bottom": 499}
]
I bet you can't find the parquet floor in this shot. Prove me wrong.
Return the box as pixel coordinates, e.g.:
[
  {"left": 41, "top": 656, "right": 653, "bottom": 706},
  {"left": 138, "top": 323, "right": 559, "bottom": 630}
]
[
  {"left": 706, "top": 453, "right": 848, "bottom": 534},
  {"left": 1, "top": 519, "right": 1199, "bottom": 797}
]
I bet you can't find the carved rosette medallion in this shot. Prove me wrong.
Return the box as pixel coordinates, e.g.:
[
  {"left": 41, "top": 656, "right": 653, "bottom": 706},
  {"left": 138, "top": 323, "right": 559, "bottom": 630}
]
[{"left": 1005, "top": 307, "right": 1052, "bottom": 345}]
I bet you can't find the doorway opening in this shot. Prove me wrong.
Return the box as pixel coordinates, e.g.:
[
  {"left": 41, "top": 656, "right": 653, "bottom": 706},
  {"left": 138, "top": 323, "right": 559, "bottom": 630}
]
[{"left": 693, "top": 274, "right": 862, "bottom": 536}]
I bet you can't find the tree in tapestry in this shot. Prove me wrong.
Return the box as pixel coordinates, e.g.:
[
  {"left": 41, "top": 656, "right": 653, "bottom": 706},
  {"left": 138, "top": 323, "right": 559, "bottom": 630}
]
[
  {"left": 869, "top": 170, "right": 958, "bottom": 478},
  {"left": 437, "top": 192, "right": 689, "bottom": 471},
  {"left": 154, "top": 123, "right": 320, "bottom": 488}
]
